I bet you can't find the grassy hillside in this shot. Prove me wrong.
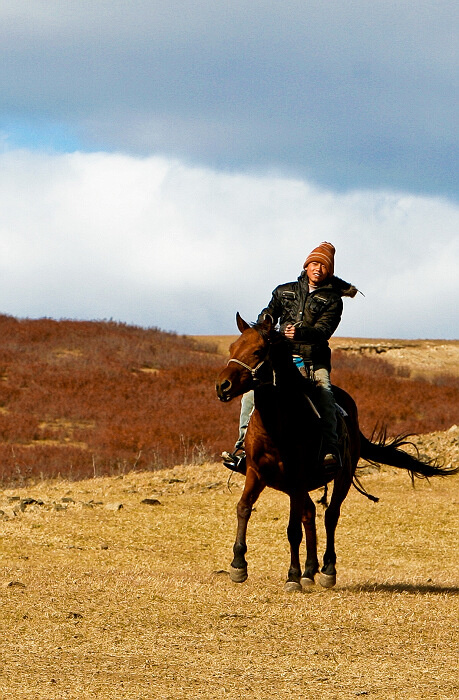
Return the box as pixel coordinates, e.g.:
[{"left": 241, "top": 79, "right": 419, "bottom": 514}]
[
  {"left": 0, "top": 315, "right": 457, "bottom": 483},
  {"left": 0, "top": 315, "right": 239, "bottom": 482}
]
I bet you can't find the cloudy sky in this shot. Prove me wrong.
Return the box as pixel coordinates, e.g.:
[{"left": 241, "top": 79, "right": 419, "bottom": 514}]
[{"left": 0, "top": 1, "right": 457, "bottom": 337}]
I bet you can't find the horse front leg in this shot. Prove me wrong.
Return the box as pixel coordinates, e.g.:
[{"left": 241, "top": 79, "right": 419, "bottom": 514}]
[
  {"left": 284, "top": 493, "right": 304, "bottom": 592},
  {"left": 230, "top": 471, "right": 264, "bottom": 583},
  {"left": 300, "top": 493, "right": 320, "bottom": 589}
]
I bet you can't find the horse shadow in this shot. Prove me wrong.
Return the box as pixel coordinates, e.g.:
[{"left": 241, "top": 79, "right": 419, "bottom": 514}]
[{"left": 348, "top": 582, "right": 459, "bottom": 595}]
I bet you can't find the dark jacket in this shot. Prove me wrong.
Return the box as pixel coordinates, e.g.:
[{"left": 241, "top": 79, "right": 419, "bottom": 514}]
[{"left": 257, "top": 272, "right": 358, "bottom": 371}]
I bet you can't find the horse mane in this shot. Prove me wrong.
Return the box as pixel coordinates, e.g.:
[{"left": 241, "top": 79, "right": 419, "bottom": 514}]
[
  {"left": 251, "top": 321, "right": 316, "bottom": 396},
  {"left": 251, "top": 320, "right": 288, "bottom": 346},
  {"left": 251, "top": 320, "right": 277, "bottom": 340}
]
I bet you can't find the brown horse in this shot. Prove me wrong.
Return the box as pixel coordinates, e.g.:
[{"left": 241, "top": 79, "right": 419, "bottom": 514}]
[{"left": 215, "top": 313, "right": 457, "bottom": 592}]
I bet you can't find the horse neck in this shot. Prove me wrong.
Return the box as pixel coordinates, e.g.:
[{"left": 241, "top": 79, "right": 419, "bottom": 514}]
[
  {"left": 255, "top": 343, "right": 317, "bottom": 437},
  {"left": 268, "top": 344, "right": 305, "bottom": 396}
]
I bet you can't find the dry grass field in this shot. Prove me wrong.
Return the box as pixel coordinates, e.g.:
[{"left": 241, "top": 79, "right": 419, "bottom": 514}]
[
  {"left": 199, "top": 335, "right": 459, "bottom": 379},
  {"left": 0, "top": 326, "right": 457, "bottom": 698},
  {"left": 1, "top": 427, "right": 458, "bottom": 699}
]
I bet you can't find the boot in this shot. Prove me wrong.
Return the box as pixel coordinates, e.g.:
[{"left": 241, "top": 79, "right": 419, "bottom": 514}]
[
  {"left": 221, "top": 449, "right": 246, "bottom": 474},
  {"left": 322, "top": 446, "right": 341, "bottom": 477}
]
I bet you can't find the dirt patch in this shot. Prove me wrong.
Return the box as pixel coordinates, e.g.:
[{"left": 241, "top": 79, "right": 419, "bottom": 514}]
[
  {"left": 331, "top": 338, "right": 459, "bottom": 379},
  {"left": 53, "top": 348, "right": 84, "bottom": 358}
]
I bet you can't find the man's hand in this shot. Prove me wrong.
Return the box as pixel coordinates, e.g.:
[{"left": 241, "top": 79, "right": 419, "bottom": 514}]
[{"left": 284, "top": 324, "right": 296, "bottom": 339}]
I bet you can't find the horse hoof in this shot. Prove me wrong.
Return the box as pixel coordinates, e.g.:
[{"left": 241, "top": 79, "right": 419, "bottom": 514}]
[
  {"left": 284, "top": 580, "right": 302, "bottom": 593},
  {"left": 319, "top": 572, "right": 336, "bottom": 588},
  {"left": 229, "top": 566, "right": 248, "bottom": 583},
  {"left": 300, "top": 576, "right": 315, "bottom": 589}
]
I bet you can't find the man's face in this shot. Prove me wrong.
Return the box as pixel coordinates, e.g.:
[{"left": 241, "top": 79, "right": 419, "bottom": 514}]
[{"left": 306, "top": 261, "right": 328, "bottom": 285}]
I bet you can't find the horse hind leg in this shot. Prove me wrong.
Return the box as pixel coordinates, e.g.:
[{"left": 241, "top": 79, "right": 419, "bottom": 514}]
[
  {"left": 319, "top": 499, "right": 339, "bottom": 589},
  {"left": 300, "top": 493, "right": 320, "bottom": 589},
  {"left": 284, "top": 493, "right": 305, "bottom": 592},
  {"left": 320, "top": 453, "right": 353, "bottom": 589}
]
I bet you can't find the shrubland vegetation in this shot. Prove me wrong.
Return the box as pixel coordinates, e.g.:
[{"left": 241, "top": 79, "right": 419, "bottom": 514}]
[
  {"left": 0, "top": 314, "right": 456, "bottom": 483},
  {"left": 0, "top": 315, "right": 238, "bottom": 482},
  {"left": 332, "top": 350, "right": 458, "bottom": 436}
]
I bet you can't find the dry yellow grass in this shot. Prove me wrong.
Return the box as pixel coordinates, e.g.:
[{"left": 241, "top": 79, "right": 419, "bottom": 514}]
[
  {"left": 0, "top": 430, "right": 458, "bottom": 700},
  {"left": 195, "top": 335, "right": 459, "bottom": 378}
]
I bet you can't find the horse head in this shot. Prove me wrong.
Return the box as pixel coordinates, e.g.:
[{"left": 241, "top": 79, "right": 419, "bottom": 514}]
[{"left": 215, "top": 312, "right": 274, "bottom": 402}]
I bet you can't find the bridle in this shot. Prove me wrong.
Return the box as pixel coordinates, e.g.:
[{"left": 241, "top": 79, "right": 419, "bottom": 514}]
[
  {"left": 225, "top": 324, "right": 285, "bottom": 387},
  {"left": 226, "top": 357, "right": 267, "bottom": 385}
]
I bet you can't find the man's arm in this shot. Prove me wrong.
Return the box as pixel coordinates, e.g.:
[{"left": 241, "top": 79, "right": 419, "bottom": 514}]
[
  {"left": 290, "top": 297, "right": 343, "bottom": 343},
  {"left": 257, "top": 288, "right": 282, "bottom": 325}
]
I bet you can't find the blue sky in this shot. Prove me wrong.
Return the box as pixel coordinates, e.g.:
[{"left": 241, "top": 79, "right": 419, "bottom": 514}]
[{"left": 0, "top": 1, "right": 457, "bottom": 337}]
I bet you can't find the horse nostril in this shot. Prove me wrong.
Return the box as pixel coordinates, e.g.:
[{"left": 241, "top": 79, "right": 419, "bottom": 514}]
[
  {"left": 216, "top": 378, "right": 232, "bottom": 400},
  {"left": 221, "top": 379, "right": 232, "bottom": 392}
]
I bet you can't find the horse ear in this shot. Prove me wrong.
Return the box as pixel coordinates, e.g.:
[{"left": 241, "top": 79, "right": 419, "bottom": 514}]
[
  {"left": 260, "top": 313, "right": 273, "bottom": 331},
  {"left": 236, "top": 312, "right": 250, "bottom": 333}
]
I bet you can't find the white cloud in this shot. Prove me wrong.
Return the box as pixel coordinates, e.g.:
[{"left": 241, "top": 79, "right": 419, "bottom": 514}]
[{"left": 0, "top": 149, "right": 457, "bottom": 338}]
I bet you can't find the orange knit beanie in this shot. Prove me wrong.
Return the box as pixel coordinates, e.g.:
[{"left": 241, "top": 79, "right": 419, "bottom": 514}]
[{"left": 303, "top": 241, "right": 335, "bottom": 276}]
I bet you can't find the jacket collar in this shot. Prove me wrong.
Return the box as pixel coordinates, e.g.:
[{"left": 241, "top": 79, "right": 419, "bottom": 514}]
[{"left": 299, "top": 271, "right": 358, "bottom": 298}]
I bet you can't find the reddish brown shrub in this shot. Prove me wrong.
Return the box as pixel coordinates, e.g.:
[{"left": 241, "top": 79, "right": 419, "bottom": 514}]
[
  {"left": 0, "top": 315, "right": 239, "bottom": 483},
  {"left": 0, "top": 315, "right": 455, "bottom": 484},
  {"left": 331, "top": 350, "right": 459, "bottom": 436}
]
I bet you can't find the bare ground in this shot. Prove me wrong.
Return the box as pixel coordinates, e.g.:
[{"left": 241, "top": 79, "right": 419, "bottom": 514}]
[
  {"left": 198, "top": 336, "right": 459, "bottom": 378},
  {"left": 0, "top": 428, "right": 458, "bottom": 699}
]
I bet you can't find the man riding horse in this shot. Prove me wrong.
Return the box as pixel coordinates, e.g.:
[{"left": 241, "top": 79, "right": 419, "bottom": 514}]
[{"left": 223, "top": 241, "right": 358, "bottom": 475}]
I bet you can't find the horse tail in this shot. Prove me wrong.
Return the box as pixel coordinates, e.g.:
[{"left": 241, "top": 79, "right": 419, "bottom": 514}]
[
  {"left": 359, "top": 428, "right": 458, "bottom": 481},
  {"left": 352, "top": 475, "right": 379, "bottom": 502}
]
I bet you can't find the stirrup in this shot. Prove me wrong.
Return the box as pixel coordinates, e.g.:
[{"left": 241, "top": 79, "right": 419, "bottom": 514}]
[
  {"left": 322, "top": 449, "right": 342, "bottom": 476},
  {"left": 221, "top": 449, "right": 246, "bottom": 473}
]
